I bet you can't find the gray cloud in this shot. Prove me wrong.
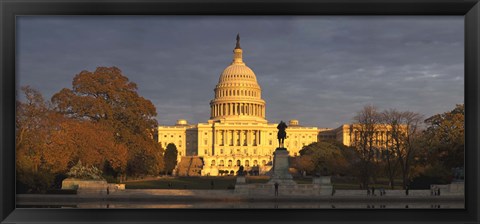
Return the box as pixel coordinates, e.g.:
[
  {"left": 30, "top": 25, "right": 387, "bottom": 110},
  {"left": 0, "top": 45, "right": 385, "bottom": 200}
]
[{"left": 17, "top": 16, "right": 464, "bottom": 128}]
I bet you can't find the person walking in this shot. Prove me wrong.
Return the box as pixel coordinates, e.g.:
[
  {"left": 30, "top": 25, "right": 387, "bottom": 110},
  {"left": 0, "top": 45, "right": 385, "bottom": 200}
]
[
  {"left": 106, "top": 186, "right": 110, "bottom": 195},
  {"left": 371, "top": 186, "right": 375, "bottom": 196},
  {"left": 274, "top": 182, "right": 279, "bottom": 196},
  {"left": 331, "top": 186, "right": 336, "bottom": 196},
  {"left": 405, "top": 185, "right": 409, "bottom": 196}
]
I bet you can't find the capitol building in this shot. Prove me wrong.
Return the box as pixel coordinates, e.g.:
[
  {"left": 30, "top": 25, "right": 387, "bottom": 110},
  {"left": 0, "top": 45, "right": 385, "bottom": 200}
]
[
  {"left": 158, "top": 35, "right": 320, "bottom": 176},
  {"left": 157, "top": 35, "right": 395, "bottom": 176}
]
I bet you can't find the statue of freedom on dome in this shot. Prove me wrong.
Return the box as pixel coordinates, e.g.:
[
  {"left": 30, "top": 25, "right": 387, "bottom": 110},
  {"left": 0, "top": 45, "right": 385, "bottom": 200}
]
[{"left": 277, "top": 121, "right": 288, "bottom": 148}]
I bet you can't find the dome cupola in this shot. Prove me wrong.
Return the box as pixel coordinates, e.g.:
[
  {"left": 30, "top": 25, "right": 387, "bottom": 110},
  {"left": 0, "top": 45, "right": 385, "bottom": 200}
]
[{"left": 210, "top": 34, "right": 266, "bottom": 122}]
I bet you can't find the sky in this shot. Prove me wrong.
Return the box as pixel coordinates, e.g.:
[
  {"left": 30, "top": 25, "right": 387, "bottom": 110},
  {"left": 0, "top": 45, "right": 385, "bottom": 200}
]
[{"left": 17, "top": 16, "right": 464, "bottom": 128}]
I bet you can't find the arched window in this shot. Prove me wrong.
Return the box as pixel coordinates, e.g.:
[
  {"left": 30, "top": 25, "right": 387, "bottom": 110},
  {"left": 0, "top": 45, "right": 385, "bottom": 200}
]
[
  {"left": 262, "top": 160, "right": 267, "bottom": 165},
  {"left": 219, "top": 160, "right": 224, "bottom": 166},
  {"left": 236, "top": 160, "right": 241, "bottom": 166},
  {"left": 253, "top": 160, "right": 258, "bottom": 165},
  {"left": 245, "top": 160, "right": 250, "bottom": 167},
  {"left": 211, "top": 160, "right": 216, "bottom": 166},
  {"left": 228, "top": 160, "right": 232, "bottom": 167}
]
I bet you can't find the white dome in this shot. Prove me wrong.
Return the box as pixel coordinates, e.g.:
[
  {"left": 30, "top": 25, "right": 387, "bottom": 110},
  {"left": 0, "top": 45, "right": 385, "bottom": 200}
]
[
  {"left": 219, "top": 64, "right": 258, "bottom": 83},
  {"left": 209, "top": 35, "right": 266, "bottom": 121}
]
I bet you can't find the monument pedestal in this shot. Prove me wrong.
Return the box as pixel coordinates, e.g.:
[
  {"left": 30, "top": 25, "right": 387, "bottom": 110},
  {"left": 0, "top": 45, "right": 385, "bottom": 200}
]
[{"left": 267, "top": 148, "right": 296, "bottom": 185}]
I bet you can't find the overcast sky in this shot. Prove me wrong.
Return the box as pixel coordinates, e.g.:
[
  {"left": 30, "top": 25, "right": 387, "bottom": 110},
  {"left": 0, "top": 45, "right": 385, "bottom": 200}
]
[{"left": 17, "top": 16, "right": 464, "bottom": 128}]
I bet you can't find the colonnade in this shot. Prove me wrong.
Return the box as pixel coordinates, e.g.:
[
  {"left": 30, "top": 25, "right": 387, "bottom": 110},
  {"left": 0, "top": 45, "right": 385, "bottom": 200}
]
[
  {"left": 216, "top": 89, "right": 258, "bottom": 98},
  {"left": 214, "top": 129, "right": 262, "bottom": 147},
  {"left": 211, "top": 103, "right": 264, "bottom": 118}
]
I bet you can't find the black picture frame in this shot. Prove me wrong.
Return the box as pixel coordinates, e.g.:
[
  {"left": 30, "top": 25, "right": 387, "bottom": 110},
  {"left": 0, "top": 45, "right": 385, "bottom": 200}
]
[{"left": 1, "top": 0, "right": 479, "bottom": 223}]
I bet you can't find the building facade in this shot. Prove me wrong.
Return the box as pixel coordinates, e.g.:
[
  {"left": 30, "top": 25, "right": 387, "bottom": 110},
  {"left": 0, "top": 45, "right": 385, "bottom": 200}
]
[{"left": 158, "top": 35, "right": 318, "bottom": 176}]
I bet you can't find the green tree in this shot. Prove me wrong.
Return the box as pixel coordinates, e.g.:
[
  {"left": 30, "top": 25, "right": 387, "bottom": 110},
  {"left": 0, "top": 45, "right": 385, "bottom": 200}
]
[
  {"left": 51, "top": 67, "right": 164, "bottom": 178},
  {"left": 164, "top": 143, "right": 178, "bottom": 175},
  {"left": 295, "top": 141, "right": 352, "bottom": 176}
]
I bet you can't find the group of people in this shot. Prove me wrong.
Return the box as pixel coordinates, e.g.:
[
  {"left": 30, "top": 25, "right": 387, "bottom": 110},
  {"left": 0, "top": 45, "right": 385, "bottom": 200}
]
[
  {"left": 367, "top": 187, "right": 386, "bottom": 196},
  {"left": 431, "top": 187, "right": 441, "bottom": 196}
]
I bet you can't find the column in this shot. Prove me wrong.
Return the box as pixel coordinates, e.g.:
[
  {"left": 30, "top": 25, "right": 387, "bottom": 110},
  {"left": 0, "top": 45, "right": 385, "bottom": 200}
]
[
  {"left": 237, "top": 130, "right": 241, "bottom": 146},
  {"left": 233, "top": 130, "right": 237, "bottom": 146},
  {"left": 225, "top": 130, "right": 229, "bottom": 146},
  {"left": 246, "top": 130, "right": 251, "bottom": 146},
  {"left": 259, "top": 130, "right": 262, "bottom": 145},
  {"left": 239, "top": 130, "right": 244, "bottom": 146}
]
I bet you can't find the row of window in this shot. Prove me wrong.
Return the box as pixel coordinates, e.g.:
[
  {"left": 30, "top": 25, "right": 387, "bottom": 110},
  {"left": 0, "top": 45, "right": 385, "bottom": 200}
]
[
  {"left": 211, "top": 159, "right": 267, "bottom": 167},
  {"left": 206, "top": 148, "right": 259, "bottom": 155},
  {"left": 163, "top": 135, "right": 182, "bottom": 138}
]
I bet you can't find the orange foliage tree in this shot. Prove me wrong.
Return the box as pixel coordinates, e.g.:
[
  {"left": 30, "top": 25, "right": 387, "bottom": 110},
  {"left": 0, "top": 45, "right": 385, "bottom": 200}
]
[
  {"left": 16, "top": 86, "right": 129, "bottom": 192},
  {"left": 51, "top": 67, "right": 164, "bottom": 178}
]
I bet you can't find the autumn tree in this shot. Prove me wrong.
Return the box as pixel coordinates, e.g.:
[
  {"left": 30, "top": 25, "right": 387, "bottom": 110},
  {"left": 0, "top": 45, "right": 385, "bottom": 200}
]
[
  {"left": 16, "top": 86, "right": 56, "bottom": 192},
  {"left": 51, "top": 67, "right": 164, "bottom": 178},
  {"left": 352, "top": 104, "right": 381, "bottom": 189},
  {"left": 163, "top": 143, "right": 178, "bottom": 175},
  {"left": 423, "top": 104, "right": 464, "bottom": 170},
  {"left": 46, "top": 118, "right": 128, "bottom": 175},
  {"left": 16, "top": 86, "right": 130, "bottom": 192}
]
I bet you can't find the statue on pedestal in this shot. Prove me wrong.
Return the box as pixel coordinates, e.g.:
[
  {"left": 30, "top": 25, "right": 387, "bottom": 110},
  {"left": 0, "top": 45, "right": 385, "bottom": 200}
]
[{"left": 277, "top": 121, "right": 288, "bottom": 148}]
